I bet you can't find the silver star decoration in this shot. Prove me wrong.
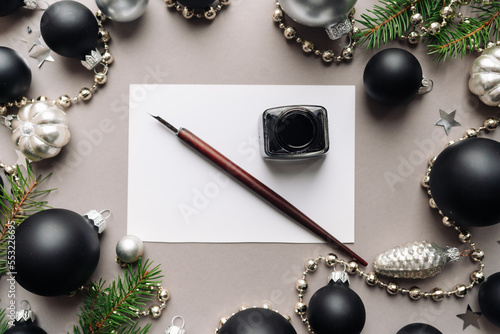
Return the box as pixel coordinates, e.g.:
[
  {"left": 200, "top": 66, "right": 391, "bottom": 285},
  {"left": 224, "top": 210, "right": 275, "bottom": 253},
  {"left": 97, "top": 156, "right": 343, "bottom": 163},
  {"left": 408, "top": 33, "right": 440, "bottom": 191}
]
[
  {"left": 457, "top": 304, "right": 481, "bottom": 330},
  {"left": 435, "top": 109, "right": 461, "bottom": 135},
  {"left": 29, "top": 46, "right": 55, "bottom": 68},
  {"left": 21, "top": 27, "right": 44, "bottom": 52}
]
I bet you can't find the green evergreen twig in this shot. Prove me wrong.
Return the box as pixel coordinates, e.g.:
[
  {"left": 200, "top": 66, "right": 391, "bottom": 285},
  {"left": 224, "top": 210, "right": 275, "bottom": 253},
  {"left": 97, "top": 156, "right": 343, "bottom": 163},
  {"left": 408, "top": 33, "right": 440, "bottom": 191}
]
[
  {"left": 428, "top": 4, "right": 500, "bottom": 61},
  {"left": 0, "top": 308, "right": 11, "bottom": 333},
  {"left": 72, "top": 259, "right": 163, "bottom": 334},
  {"left": 0, "top": 162, "right": 52, "bottom": 276}
]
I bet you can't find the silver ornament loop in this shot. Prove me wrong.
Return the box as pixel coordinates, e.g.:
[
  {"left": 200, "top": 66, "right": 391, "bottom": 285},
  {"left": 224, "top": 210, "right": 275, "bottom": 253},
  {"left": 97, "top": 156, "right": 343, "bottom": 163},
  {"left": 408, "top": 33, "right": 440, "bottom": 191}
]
[
  {"left": 417, "top": 75, "right": 434, "bottom": 94},
  {"left": 166, "top": 316, "right": 186, "bottom": 334}
]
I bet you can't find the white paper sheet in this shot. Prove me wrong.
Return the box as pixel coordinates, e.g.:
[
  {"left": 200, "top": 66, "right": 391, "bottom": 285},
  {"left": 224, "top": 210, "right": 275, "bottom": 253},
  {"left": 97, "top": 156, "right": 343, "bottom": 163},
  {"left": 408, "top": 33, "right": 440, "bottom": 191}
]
[{"left": 128, "top": 85, "right": 355, "bottom": 243}]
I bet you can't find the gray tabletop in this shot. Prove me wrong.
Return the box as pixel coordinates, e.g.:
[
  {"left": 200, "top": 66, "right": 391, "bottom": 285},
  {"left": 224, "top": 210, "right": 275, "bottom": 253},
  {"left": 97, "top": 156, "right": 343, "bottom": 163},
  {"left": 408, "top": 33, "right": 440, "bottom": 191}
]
[{"left": 1, "top": 0, "right": 499, "bottom": 333}]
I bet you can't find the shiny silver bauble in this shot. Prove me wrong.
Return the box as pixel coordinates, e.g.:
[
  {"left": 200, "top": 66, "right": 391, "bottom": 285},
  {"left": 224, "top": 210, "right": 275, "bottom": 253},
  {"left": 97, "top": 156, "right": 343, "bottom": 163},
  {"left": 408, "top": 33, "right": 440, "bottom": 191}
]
[
  {"left": 116, "top": 235, "right": 144, "bottom": 264},
  {"left": 469, "top": 45, "right": 500, "bottom": 107},
  {"left": 10, "top": 101, "right": 70, "bottom": 162},
  {"left": 279, "top": 0, "right": 357, "bottom": 39},
  {"left": 96, "top": 0, "right": 149, "bottom": 22}
]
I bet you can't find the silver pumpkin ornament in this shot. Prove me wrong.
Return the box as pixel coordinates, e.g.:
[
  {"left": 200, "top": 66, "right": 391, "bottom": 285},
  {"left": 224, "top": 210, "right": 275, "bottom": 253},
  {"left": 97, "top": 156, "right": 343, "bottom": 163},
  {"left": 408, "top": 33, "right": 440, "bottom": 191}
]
[
  {"left": 279, "top": 0, "right": 357, "bottom": 40},
  {"left": 96, "top": 0, "right": 149, "bottom": 22},
  {"left": 373, "top": 240, "right": 460, "bottom": 279},
  {"left": 9, "top": 101, "right": 70, "bottom": 161},
  {"left": 469, "top": 45, "right": 500, "bottom": 107}
]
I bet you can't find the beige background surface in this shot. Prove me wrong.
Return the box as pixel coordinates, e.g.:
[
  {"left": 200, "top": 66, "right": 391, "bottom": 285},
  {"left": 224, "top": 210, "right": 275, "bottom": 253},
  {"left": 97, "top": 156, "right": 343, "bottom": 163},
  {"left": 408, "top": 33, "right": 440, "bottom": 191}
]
[{"left": 1, "top": 0, "right": 500, "bottom": 333}]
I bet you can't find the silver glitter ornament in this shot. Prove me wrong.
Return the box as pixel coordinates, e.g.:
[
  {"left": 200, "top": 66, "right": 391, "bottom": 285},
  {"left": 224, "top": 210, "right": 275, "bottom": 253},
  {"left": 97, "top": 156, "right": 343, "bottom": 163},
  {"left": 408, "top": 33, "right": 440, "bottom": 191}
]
[
  {"left": 373, "top": 240, "right": 460, "bottom": 279},
  {"left": 469, "top": 45, "right": 500, "bottom": 107},
  {"left": 116, "top": 235, "right": 144, "bottom": 264},
  {"left": 7, "top": 101, "right": 70, "bottom": 162},
  {"left": 279, "top": 0, "right": 357, "bottom": 40},
  {"left": 96, "top": 0, "right": 149, "bottom": 22}
]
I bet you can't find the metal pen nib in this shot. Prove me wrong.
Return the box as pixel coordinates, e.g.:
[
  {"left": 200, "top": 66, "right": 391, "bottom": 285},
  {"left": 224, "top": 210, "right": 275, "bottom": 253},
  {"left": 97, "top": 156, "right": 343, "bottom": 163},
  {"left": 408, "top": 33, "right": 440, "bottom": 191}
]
[{"left": 149, "top": 114, "right": 179, "bottom": 134}]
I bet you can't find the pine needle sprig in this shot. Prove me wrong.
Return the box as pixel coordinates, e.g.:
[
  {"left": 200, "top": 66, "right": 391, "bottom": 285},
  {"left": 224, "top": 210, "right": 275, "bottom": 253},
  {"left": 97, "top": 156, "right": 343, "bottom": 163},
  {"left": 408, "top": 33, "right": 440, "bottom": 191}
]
[
  {"left": 0, "top": 162, "right": 53, "bottom": 276},
  {"left": 355, "top": 0, "right": 441, "bottom": 49},
  {"left": 72, "top": 259, "right": 163, "bottom": 334},
  {"left": 427, "top": 4, "right": 500, "bottom": 61},
  {"left": 0, "top": 308, "right": 11, "bottom": 333}
]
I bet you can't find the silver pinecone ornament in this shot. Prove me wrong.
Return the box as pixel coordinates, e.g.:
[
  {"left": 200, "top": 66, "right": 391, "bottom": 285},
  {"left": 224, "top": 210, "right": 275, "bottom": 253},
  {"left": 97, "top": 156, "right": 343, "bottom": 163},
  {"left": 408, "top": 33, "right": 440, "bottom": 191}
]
[{"left": 373, "top": 240, "right": 460, "bottom": 279}]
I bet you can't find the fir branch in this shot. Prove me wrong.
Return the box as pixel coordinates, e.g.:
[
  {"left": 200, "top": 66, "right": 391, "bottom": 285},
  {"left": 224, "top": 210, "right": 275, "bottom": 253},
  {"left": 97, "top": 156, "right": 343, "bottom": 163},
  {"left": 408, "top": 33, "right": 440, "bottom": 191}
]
[
  {"left": 0, "top": 308, "right": 11, "bottom": 333},
  {"left": 72, "top": 259, "right": 163, "bottom": 334},
  {"left": 355, "top": 0, "right": 441, "bottom": 49},
  {"left": 0, "top": 163, "right": 53, "bottom": 276},
  {"left": 428, "top": 4, "right": 500, "bottom": 61}
]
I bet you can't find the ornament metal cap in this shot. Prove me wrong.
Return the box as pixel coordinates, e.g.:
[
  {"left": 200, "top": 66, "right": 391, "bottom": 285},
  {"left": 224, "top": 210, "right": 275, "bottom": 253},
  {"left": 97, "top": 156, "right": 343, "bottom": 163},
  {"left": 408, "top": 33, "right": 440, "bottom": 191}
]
[
  {"left": 328, "top": 270, "right": 350, "bottom": 285},
  {"left": 84, "top": 209, "right": 110, "bottom": 234},
  {"left": 325, "top": 18, "right": 353, "bottom": 40},
  {"left": 417, "top": 75, "right": 434, "bottom": 95},
  {"left": 15, "top": 300, "right": 35, "bottom": 323},
  {"left": 165, "top": 316, "right": 186, "bottom": 334},
  {"left": 81, "top": 49, "right": 103, "bottom": 70}
]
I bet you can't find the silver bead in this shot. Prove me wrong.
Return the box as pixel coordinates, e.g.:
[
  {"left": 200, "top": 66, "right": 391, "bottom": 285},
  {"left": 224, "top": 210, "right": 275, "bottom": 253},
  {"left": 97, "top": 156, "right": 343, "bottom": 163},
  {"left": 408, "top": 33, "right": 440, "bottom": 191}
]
[
  {"left": 158, "top": 287, "right": 170, "bottom": 303},
  {"left": 294, "top": 302, "right": 307, "bottom": 315},
  {"left": 484, "top": 118, "right": 499, "bottom": 130},
  {"left": 116, "top": 235, "right": 145, "bottom": 264},
  {"left": 325, "top": 253, "right": 337, "bottom": 266},
  {"left": 165, "top": 0, "right": 176, "bottom": 7},
  {"left": 471, "top": 270, "right": 485, "bottom": 284},
  {"left": 471, "top": 249, "right": 485, "bottom": 262},
  {"left": 365, "top": 272, "right": 378, "bottom": 286},
  {"left": 440, "top": 6, "right": 454, "bottom": 20},
  {"left": 454, "top": 284, "right": 467, "bottom": 298},
  {"left": 283, "top": 27, "right": 296, "bottom": 40},
  {"left": 386, "top": 282, "right": 399, "bottom": 295},
  {"left": 407, "top": 31, "right": 421, "bottom": 44},
  {"left": 182, "top": 7, "right": 194, "bottom": 19},
  {"left": 302, "top": 40, "right": 314, "bottom": 53},
  {"left": 429, "top": 198, "right": 437, "bottom": 209},
  {"left": 272, "top": 8, "right": 283, "bottom": 22},
  {"left": 305, "top": 259, "right": 318, "bottom": 271},
  {"left": 102, "top": 51, "right": 114, "bottom": 65},
  {"left": 322, "top": 50, "right": 335, "bottom": 63},
  {"left": 57, "top": 95, "right": 72, "bottom": 108},
  {"left": 346, "top": 261, "right": 358, "bottom": 274},
  {"left": 96, "top": 0, "right": 149, "bottom": 22},
  {"left": 431, "top": 288, "right": 445, "bottom": 301},
  {"left": 204, "top": 8, "right": 216, "bottom": 20},
  {"left": 79, "top": 88, "right": 93, "bottom": 101},
  {"left": 442, "top": 216, "right": 454, "bottom": 227},
  {"left": 408, "top": 286, "right": 422, "bottom": 300},
  {"left": 428, "top": 22, "right": 441, "bottom": 35},
  {"left": 459, "top": 231, "right": 471, "bottom": 243},
  {"left": 410, "top": 13, "right": 423, "bottom": 25},
  {"left": 149, "top": 305, "right": 162, "bottom": 318},
  {"left": 98, "top": 30, "right": 111, "bottom": 43},
  {"left": 464, "top": 128, "right": 478, "bottom": 138},
  {"left": 94, "top": 73, "right": 108, "bottom": 85},
  {"left": 421, "top": 175, "right": 430, "bottom": 188},
  {"left": 342, "top": 47, "right": 354, "bottom": 60},
  {"left": 296, "top": 279, "right": 308, "bottom": 292}
]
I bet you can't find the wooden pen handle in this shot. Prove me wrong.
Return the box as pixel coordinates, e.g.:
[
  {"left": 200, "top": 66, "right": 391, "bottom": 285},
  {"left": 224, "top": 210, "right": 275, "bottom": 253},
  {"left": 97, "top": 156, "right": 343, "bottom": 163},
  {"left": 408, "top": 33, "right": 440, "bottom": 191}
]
[{"left": 177, "top": 128, "right": 367, "bottom": 266}]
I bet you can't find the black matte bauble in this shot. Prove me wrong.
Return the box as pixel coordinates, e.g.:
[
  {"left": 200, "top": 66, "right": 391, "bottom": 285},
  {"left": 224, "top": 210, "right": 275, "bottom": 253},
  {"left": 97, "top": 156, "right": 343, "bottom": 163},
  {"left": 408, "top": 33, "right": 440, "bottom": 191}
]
[
  {"left": 0, "top": 0, "right": 25, "bottom": 16},
  {"left": 363, "top": 48, "right": 423, "bottom": 105},
  {"left": 307, "top": 280, "right": 366, "bottom": 334},
  {"left": 4, "top": 322, "right": 48, "bottom": 334},
  {"left": 218, "top": 307, "right": 297, "bottom": 334},
  {"left": 40, "top": 1, "right": 98, "bottom": 59},
  {"left": 177, "top": 0, "right": 214, "bottom": 9},
  {"left": 478, "top": 272, "right": 500, "bottom": 327},
  {"left": 14, "top": 208, "right": 100, "bottom": 296},
  {"left": 396, "top": 323, "right": 443, "bottom": 334},
  {"left": 429, "top": 138, "right": 500, "bottom": 227},
  {"left": 0, "top": 47, "right": 32, "bottom": 104}
]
